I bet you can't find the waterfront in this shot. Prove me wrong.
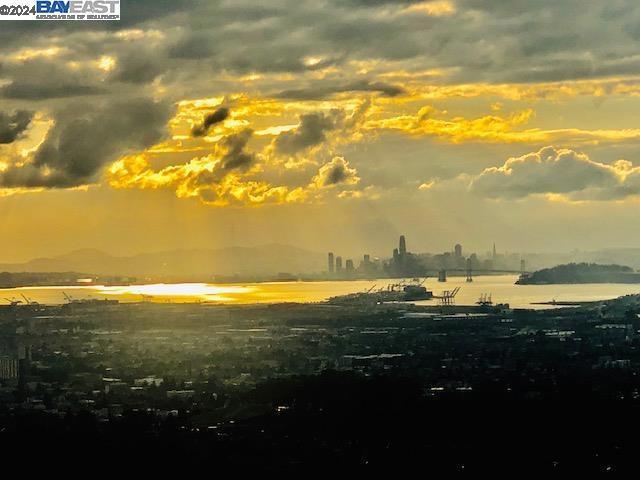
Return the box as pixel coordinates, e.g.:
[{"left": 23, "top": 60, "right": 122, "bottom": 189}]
[{"left": 3, "top": 275, "right": 640, "bottom": 308}]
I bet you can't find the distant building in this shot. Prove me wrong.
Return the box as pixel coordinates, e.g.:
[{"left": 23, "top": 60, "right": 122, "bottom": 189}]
[
  {"left": 167, "top": 390, "right": 196, "bottom": 400},
  {"left": 359, "top": 254, "right": 377, "bottom": 275},
  {"left": 399, "top": 235, "right": 407, "bottom": 257},
  {"left": 454, "top": 244, "right": 462, "bottom": 258},
  {"left": 388, "top": 235, "right": 422, "bottom": 277},
  {"left": 335, "top": 256, "right": 343, "bottom": 271},
  {"left": 328, "top": 252, "right": 335, "bottom": 274},
  {"left": 0, "top": 358, "right": 18, "bottom": 380},
  {"left": 345, "top": 259, "right": 354, "bottom": 272}
]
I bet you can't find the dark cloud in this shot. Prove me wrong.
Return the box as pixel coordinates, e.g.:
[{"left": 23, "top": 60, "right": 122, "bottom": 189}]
[
  {"left": 274, "top": 112, "right": 336, "bottom": 155},
  {"left": 168, "top": 32, "right": 216, "bottom": 59},
  {"left": 276, "top": 80, "right": 404, "bottom": 100},
  {"left": 220, "top": 129, "right": 254, "bottom": 170},
  {"left": 0, "top": 2, "right": 633, "bottom": 116},
  {"left": 314, "top": 157, "right": 360, "bottom": 187},
  {"left": 0, "top": 98, "right": 172, "bottom": 188},
  {"left": 0, "top": 56, "right": 107, "bottom": 100},
  {"left": 2, "top": 0, "right": 638, "bottom": 98},
  {"left": 0, "top": 0, "right": 199, "bottom": 41},
  {"left": 0, "top": 110, "right": 33, "bottom": 144},
  {"left": 110, "top": 49, "right": 167, "bottom": 84},
  {"left": 1, "top": 83, "right": 104, "bottom": 100},
  {"left": 119, "top": 0, "right": 202, "bottom": 26},
  {"left": 192, "top": 107, "right": 230, "bottom": 137},
  {"left": 340, "top": 0, "right": 424, "bottom": 3}
]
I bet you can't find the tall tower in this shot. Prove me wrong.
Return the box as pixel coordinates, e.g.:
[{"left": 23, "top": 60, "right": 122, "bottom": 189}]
[
  {"left": 454, "top": 244, "right": 462, "bottom": 258},
  {"left": 492, "top": 243, "right": 497, "bottom": 260},
  {"left": 335, "top": 256, "right": 343, "bottom": 271},
  {"left": 328, "top": 252, "right": 335, "bottom": 274},
  {"left": 399, "top": 235, "right": 407, "bottom": 257}
]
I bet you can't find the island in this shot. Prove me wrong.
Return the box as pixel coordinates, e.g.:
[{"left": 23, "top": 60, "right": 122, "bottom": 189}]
[{"left": 516, "top": 262, "right": 640, "bottom": 284}]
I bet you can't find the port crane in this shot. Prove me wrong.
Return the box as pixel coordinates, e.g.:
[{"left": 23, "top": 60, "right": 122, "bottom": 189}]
[
  {"left": 21, "top": 294, "right": 40, "bottom": 306},
  {"left": 4, "top": 297, "right": 23, "bottom": 307},
  {"left": 434, "top": 286, "right": 461, "bottom": 306},
  {"left": 476, "top": 293, "right": 493, "bottom": 306}
]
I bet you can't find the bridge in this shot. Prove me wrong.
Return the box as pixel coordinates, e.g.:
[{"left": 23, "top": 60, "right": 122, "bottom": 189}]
[
  {"left": 433, "top": 269, "right": 528, "bottom": 275},
  {"left": 425, "top": 267, "right": 530, "bottom": 283}
]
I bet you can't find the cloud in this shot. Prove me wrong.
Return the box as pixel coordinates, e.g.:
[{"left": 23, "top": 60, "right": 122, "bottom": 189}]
[
  {"left": 368, "top": 107, "right": 542, "bottom": 143},
  {"left": 1, "top": 83, "right": 104, "bottom": 100},
  {"left": 269, "top": 103, "right": 371, "bottom": 161},
  {"left": 340, "top": 0, "right": 425, "bottom": 4},
  {"left": 273, "top": 112, "right": 337, "bottom": 155},
  {"left": 367, "top": 106, "right": 640, "bottom": 145},
  {"left": 218, "top": 128, "right": 255, "bottom": 170},
  {"left": 108, "top": 130, "right": 368, "bottom": 206},
  {"left": 0, "top": 110, "right": 33, "bottom": 144},
  {"left": 4, "top": 0, "right": 640, "bottom": 94},
  {"left": 108, "top": 129, "right": 308, "bottom": 206},
  {"left": 313, "top": 156, "right": 360, "bottom": 188},
  {"left": 168, "top": 31, "right": 216, "bottom": 60},
  {"left": 469, "top": 146, "right": 640, "bottom": 200},
  {"left": 0, "top": 98, "right": 172, "bottom": 189},
  {"left": 4, "top": 0, "right": 640, "bottom": 207},
  {"left": 275, "top": 80, "right": 404, "bottom": 100},
  {"left": 191, "top": 107, "right": 230, "bottom": 137},
  {"left": 109, "top": 48, "right": 167, "bottom": 84},
  {"left": 0, "top": 54, "right": 107, "bottom": 100}
]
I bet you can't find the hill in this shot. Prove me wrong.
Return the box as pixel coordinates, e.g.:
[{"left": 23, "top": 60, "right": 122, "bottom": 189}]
[
  {"left": 0, "top": 244, "right": 325, "bottom": 278},
  {"left": 517, "top": 263, "right": 640, "bottom": 284}
]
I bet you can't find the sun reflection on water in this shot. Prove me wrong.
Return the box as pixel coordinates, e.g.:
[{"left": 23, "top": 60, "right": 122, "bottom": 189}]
[{"left": 98, "top": 283, "right": 257, "bottom": 302}]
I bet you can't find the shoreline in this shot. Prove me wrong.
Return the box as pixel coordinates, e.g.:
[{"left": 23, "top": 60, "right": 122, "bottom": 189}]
[{"left": 0, "top": 272, "right": 517, "bottom": 290}]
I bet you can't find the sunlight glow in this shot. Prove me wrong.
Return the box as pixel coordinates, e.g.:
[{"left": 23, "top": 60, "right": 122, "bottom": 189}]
[{"left": 100, "top": 283, "right": 255, "bottom": 300}]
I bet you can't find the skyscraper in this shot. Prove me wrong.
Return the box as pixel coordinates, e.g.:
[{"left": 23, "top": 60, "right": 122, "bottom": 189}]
[
  {"left": 345, "top": 259, "right": 354, "bottom": 271},
  {"left": 454, "top": 244, "right": 462, "bottom": 258},
  {"left": 399, "top": 235, "right": 407, "bottom": 257},
  {"left": 328, "top": 252, "right": 335, "bottom": 274},
  {"left": 335, "top": 256, "right": 343, "bottom": 271}
]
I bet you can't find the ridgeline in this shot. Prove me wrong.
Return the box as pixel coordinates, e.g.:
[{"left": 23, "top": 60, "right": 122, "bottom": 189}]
[{"left": 517, "top": 262, "right": 640, "bottom": 284}]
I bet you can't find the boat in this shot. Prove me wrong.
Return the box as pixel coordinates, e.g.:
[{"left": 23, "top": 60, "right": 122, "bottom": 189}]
[{"left": 327, "top": 278, "right": 433, "bottom": 305}]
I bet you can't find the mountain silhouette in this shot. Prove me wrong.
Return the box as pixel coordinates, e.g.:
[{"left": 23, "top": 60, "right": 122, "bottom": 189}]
[{"left": 0, "top": 244, "right": 325, "bottom": 277}]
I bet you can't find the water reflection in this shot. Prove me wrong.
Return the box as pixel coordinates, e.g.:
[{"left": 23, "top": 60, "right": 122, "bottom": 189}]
[
  {"left": 100, "top": 283, "right": 256, "bottom": 303},
  {"left": 1, "top": 275, "right": 640, "bottom": 308}
]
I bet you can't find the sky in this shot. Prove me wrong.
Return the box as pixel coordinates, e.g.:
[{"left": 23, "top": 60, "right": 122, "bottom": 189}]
[{"left": 2, "top": 0, "right": 640, "bottom": 261}]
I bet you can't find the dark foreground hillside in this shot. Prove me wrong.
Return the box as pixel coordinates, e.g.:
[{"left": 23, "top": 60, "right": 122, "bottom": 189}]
[
  {"left": 2, "top": 371, "right": 640, "bottom": 474},
  {"left": 3, "top": 299, "right": 640, "bottom": 473}
]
